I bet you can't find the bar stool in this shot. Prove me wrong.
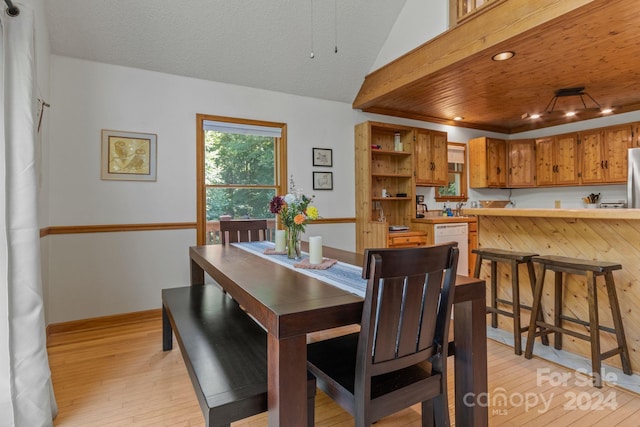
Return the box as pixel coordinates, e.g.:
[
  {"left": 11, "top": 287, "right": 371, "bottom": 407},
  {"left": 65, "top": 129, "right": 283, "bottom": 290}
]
[
  {"left": 524, "top": 255, "right": 632, "bottom": 388},
  {"left": 473, "top": 248, "right": 549, "bottom": 355}
]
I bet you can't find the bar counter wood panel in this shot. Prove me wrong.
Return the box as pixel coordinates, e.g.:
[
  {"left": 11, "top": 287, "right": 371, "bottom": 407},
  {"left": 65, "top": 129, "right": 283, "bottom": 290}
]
[{"left": 465, "top": 208, "right": 640, "bottom": 375}]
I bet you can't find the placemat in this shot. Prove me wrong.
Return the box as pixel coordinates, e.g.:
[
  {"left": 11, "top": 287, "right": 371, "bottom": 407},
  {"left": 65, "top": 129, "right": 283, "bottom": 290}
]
[{"left": 232, "top": 241, "right": 367, "bottom": 297}]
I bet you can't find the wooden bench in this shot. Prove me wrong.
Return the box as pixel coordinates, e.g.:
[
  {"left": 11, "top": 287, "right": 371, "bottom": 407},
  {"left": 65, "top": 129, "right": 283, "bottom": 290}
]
[{"left": 162, "top": 285, "right": 316, "bottom": 426}]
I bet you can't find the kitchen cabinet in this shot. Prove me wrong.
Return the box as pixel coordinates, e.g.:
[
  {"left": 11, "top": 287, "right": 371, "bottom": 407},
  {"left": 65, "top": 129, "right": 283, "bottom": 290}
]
[
  {"left": 415, "top": 129, "right": 448, "bottom": 186},
  {"left": 507, "top": 139, "right": 536, "bottom": 187},
  {"left": 388, "top": 231, "right": 428, "bottom": 248},
  {"left": 469, "top": 137, "right": 507, "bottom": 188},
  {"left": 355, "top": 121, "right": 425, "bottom": 253},
  {"left": 535, "top": 133, "right": 579, "bottom": 186},
  {"left": 580, "top": 124, "right": 632, "bottom": 184}
]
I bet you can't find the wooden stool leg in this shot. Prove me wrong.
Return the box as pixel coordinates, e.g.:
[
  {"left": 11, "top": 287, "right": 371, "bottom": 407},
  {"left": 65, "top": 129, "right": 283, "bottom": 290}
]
[
  {"left": 473, "top": 253, "right": 482, "bottom": 278},
  {"left": 553, "top": 271, "right": 563, "bottom": 350},
  {"left": 490, "top": 260, "right": 498, "bottom": 328},
  {"left": 511, "top": 260, "right": 522, "bottom": 355},
  {"left": 604, "top": 272, "right": 633, "bottom": 375},
  {"left": 526, "top": 261, "right": 549, "bottom": 346},
  {"left": 525, "top": 265, "right": 546, "bottom": 360},
  {"left": 587, "top": 271, "right": 602, "bottom": 388}
]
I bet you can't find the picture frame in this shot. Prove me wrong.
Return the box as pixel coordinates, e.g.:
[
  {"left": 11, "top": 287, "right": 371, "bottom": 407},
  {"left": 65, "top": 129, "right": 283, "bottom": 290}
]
[
  {"left": 313, "top": 171, "right": 333, "bottom": 190},
  {"left": 101, "top": 130, "right": 157, "bottom": 181},
  {"left": 312, "top": 148, "right": 333, "bottom": 167}
]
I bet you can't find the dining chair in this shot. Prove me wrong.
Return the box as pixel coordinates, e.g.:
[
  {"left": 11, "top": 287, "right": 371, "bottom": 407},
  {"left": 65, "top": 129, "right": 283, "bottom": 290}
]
[
  {"left": 306, "top": 242, "right": 459, "bottom": 427},
  {"left": 219, "top": 219, "right": 270, "bottom": 244}
]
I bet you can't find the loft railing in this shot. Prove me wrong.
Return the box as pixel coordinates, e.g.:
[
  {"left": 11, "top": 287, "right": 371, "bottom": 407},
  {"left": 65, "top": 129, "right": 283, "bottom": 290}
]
[{"left": 450, "top": 0, "right": 504, "bottom": 25}]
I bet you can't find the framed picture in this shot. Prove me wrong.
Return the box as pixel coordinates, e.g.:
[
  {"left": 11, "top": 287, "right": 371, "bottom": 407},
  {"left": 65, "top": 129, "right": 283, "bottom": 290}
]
[
  {"left": 313, "top": 171, "right": 333, "bottom": 190},
  {"left": 101, "top": 130, "right": 157, "bottom": 181},
  {"left": 312, "top": 148, "right": 333, "bottom": 167}
]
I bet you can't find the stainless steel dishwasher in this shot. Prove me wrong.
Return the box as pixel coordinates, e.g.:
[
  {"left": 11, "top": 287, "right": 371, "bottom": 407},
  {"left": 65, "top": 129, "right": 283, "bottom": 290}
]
[{"left": 434, "top": 223, "right": 469, "bottom": 276}]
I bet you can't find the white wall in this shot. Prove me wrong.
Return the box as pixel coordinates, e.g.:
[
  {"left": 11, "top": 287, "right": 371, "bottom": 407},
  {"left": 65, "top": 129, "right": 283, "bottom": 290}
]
[
  {"left": 47, "top": 55, "right": 360, "bottom": 323},
  {"left": 371, "top": 0, "right": 449, "bottom": 72}
]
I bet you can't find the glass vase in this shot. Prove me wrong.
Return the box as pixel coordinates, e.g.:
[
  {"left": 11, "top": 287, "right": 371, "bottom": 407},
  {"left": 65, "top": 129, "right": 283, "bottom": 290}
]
[{"left": 286, "top": 227, "right": 301, "bottom": 260}]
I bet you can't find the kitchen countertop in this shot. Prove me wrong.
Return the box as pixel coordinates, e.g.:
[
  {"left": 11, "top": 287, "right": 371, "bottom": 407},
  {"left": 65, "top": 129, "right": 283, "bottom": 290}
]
[
  {"left": 412, "top": 215, "right": 477, "bottom": 224},
  {"left": 463, "top": 208, "right": 640, "bottom": 220}
]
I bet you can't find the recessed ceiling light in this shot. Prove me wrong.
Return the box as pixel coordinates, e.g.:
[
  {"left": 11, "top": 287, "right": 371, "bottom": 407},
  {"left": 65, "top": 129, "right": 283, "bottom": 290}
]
[
  {"left": 530, "top": 113, "right": 541, "bottom": 119},
  {"left": 453, "top": 116, "right": 464, "bottom": 121},
  {"left": 601, "top": 108, "right": 613, "bottom": 114},
  {"left": 565, "top": 111, "right": 576, "bottom": 117},
  {"left": 492, "top": 51, "right": 515, "bottom": 61}
]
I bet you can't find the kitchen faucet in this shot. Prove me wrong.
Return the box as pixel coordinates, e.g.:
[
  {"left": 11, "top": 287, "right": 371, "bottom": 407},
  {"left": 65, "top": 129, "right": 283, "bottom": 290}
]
[{"left": 455, "top": 202, "right": 465, "bottom": 217}]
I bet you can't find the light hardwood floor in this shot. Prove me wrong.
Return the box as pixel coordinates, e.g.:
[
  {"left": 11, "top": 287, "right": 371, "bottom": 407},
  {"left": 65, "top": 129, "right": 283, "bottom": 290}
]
[{"left": 48, "top": 314, "right": 640, "bottom": 426}]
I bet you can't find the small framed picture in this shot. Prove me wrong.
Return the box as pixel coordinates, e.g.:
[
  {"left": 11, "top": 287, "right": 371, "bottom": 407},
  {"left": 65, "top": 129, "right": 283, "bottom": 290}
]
[
  {"left": 101, "top": 130, "right": 157, "bottom": 181},
  {"left": 313, "top": 171, "right": 333, "bottom": 190},
  {"left": 312, "top": 148, "right": 333, "bottom": 167}
]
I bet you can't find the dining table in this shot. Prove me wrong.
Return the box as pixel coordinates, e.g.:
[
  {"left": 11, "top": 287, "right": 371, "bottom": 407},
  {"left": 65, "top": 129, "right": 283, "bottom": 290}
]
[{"left": 189, "top": 242, "right": 488, "bottom": 427}]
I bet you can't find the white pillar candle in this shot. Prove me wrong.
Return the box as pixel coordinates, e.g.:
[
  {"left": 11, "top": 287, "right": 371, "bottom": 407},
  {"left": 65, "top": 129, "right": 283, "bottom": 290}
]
[
  {"left": 308, "top": 236, "right": 323, "bottom": 265},
  {"left": 275, "top": 230, "right": 286, "bottom": 252}
]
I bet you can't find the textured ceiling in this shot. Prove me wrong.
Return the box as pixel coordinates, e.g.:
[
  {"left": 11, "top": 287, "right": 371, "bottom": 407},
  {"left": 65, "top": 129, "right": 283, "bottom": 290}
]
[{"left": 44, "top": 0, "right": 407, "bottom": 103}]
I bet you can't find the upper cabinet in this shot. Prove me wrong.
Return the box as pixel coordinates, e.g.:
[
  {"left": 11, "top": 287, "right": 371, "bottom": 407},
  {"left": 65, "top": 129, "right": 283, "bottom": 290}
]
[
  {"left": 469, "top": 121, "right": 637, "bottom": 189},
  {"left": 580, "top": 124, "right": 633, "bottom": 184},
  {"left": 535, "top": 133, "right": 579, "bottom": 187},
  {"left": 415, "top": 129, "right": 448, "bottom": 186},
  {"left": 507, "top": 139, "right": 536, "bottom": 188},
  {"left": 469, "top": 137, "right": 507, "bottom": 188}
]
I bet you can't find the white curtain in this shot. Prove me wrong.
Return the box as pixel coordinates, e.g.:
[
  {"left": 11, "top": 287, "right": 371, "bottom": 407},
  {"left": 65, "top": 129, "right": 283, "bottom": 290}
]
[{"left": 0, "top": 4, "right": 57, "bottom": 427}]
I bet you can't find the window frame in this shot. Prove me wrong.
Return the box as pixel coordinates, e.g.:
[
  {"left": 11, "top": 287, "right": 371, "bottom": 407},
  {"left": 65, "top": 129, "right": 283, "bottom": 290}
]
[
  {"left": 435, "top": 142, "right": 468, "bottom": 202},
  {"left": 195, "top": 114, "right": 287, "bottom": 245}
]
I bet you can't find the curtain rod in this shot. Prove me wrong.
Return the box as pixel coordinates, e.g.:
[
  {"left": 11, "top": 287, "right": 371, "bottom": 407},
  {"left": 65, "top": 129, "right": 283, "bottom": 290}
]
[{"left": 4, "top": 0, "right": 20, "bottom": 16}]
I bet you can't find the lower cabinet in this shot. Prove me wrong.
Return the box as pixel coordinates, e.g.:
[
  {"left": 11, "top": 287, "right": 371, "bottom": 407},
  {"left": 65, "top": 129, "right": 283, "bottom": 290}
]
[{"left": 388, "top": 231, "right": 428, "bottom": 248}]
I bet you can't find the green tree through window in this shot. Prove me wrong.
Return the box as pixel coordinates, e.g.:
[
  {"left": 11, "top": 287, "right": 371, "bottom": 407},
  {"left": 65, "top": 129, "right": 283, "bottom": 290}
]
[{"left": 205, "top": 131, "right": 276, "bottom": 220}]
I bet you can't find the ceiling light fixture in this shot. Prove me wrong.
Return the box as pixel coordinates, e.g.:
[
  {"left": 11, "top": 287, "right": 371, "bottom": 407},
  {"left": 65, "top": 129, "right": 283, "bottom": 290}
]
[
  {"left": 492, "top": 51, "right": 515, "bottom": 61},
  {"left": 544, "top": 86, "right": 601, "bottom": 115},
  {"left": 453, "top": 116, "right": 464, "bottom": 121}
]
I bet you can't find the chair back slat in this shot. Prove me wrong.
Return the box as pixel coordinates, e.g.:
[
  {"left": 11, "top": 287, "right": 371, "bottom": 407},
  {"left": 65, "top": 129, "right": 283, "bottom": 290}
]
[
  {"left": 220, "top": 219, "right": 269, "bottom": 245},
  {"left": 361, "top": 243, "right": 459, "bottom": 375}
]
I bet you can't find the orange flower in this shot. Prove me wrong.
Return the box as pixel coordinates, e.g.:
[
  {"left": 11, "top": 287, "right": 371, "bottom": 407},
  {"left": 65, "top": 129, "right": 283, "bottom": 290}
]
[{"left": 294, "top": 214, "right": 306, "bottom": 225}]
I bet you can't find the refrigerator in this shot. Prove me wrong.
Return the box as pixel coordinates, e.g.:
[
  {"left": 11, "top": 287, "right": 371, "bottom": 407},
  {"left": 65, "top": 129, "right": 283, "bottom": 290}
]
[{"left": 628, "top": 148, "right": 640, "bottom": 208}]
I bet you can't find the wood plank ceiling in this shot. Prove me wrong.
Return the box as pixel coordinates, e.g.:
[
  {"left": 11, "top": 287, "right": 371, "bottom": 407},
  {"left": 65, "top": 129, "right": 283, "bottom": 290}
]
[{"left": 353, "top": 0, "right": 640, "bottom": 134}]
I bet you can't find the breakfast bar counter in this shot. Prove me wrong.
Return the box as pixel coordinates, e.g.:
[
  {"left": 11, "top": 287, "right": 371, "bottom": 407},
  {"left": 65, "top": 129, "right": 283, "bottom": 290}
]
[{"left": 462, "top": 208, "right": 640, "bottom": 375}]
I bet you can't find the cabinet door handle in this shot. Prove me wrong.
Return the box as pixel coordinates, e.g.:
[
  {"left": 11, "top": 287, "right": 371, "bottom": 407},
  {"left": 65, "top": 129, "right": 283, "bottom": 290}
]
[
  {"left": 601, "top": 160, "right": 605, "bottom": 169},
  {"left": 605, "top": 160, "right": 608, "bottom": 169},
  {"left": 496, "top": 167, "right": 501, "bottom": 174}
]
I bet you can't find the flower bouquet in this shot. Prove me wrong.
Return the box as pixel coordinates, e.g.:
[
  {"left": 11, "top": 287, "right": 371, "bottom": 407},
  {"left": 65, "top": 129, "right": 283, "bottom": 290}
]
[{"left": 269, "top": 176, "right": 319, "bottom": 259}]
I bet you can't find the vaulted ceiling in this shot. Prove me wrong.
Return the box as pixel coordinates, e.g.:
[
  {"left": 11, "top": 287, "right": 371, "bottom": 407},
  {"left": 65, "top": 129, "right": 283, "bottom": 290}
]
[{"left": 44, "top": 0, "right": 406, "bottom": 104}]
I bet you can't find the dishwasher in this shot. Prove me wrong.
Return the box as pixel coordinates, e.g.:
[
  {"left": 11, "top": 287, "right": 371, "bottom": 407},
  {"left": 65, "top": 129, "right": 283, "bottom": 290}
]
[{"left": 434, "top": 223, "right": 469, "bottom": 276}]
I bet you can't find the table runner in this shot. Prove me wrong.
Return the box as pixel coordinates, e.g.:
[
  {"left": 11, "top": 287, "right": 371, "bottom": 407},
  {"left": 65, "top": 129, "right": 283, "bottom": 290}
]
[{"left": 232, "top": 241, "right": 367, "bottom": 297}]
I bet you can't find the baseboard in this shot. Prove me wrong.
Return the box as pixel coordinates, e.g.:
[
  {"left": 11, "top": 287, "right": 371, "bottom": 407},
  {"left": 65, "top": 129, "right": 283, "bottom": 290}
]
[{"left": 47, "top": 309, "right": 162, "bottom": 339}]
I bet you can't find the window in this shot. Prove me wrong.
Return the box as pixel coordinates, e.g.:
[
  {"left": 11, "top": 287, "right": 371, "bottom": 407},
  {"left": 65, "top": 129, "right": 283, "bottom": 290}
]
[
  {"left": 435, "top": 143, "right": 468, "bottom": 202},
  {"left": 196, "top": 114, "right": 287, "bottom": 245}
]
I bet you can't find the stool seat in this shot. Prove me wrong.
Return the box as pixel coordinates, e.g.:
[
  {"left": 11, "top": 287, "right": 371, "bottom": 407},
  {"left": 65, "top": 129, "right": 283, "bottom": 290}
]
[
  {"left": 473, "top": 248, "right": 539, "bottom": 262},
  {"left": 525, "top": 255, "right": 631, "bottom": 388},
  {"left": 473, "top": 248, "right": 548, "bottom": 355},
  {"left": 532, "top": 255, "right": 621, "bottom": 273}
]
